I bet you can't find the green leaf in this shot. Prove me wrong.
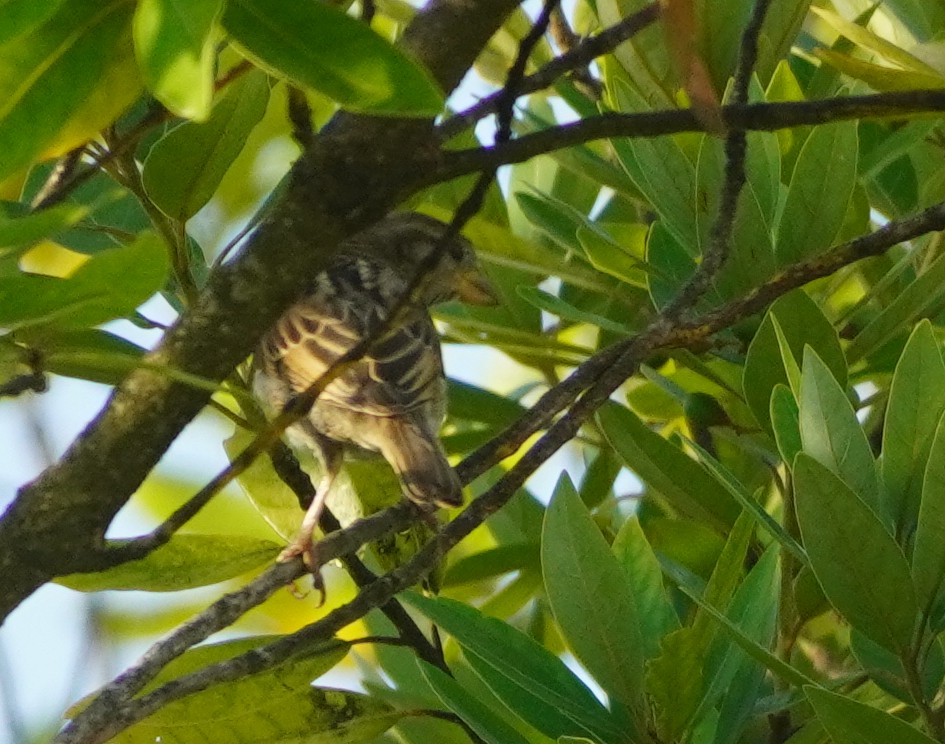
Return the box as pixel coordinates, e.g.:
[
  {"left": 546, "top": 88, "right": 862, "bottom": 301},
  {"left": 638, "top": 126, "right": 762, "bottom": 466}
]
[
  {"left": 847, "top": 252, "right": 945, "bottom": 364},
  {"left": 598, "top": 403, "right": 739, "bottom": 530},
  {"left": 56, "top": 534, "right": 280, "bottom": 592},
  {"left": 647, "top": 512, "right": 754, "bottom": 741},
  {"left": 805, "top": 686, "right": 937, "bottom": 744},
  {"left": 133, "top": 0, "right": 222, "bottom": 120},
  {"left": 0, "top": 231, "right": 169, "bottom": 331},
  {"left": 882, "top": 320, "right": 945, "bottom": 535},
  {"left": 442, "top": 544, "right": 539, "bottom": 587},
  {"left": 850, "top": 629, "right": 945, "bottom": 704},
  {"left": 222, "top": 0, "right": 443, "bottom": 116},
  {"left": 677, "top": 582, "right": 815, "bottom": 689},
  {"left": 646, "top": 221, "right": 698, "bottom": 309},
  {"left": 417, "top": 660, "right": 544, "bottom": 744},
  {"left": 35, "top": 328, "right": 145, "bottom": 385},
  {"left": 143, "top": 69, "right": 270, "bottom": 220},
  {"left": 612, "top": 518, "right": 679, "bottom": 659},
  {"left": 755, "top": 0, "right": 812, "bottom": 81},
  {"left": 576, "top": 223, "right": 650, "bottom": 286},
  {"left": 646, "top": 628, "right": 705, "bottom": 742},
  {"left": 120, "top": 681, "right": 400, "bottom": 744},
  {"left": 447, "top": 379, "right": 527, "bottom": 427},
  {"left": 695, "top": 546, "right": 780, "bottom": 733},
  {"left": 794, "top": 454, "right": 918, "bottom": 653},
  {"left": 0, "top": 0, "right": 134, "bottom": 180},
  {"left": 109, "top": 634, "right": 396, "bottom": 743},
  {"left": 402, "top": 593, "right": 625, "bottom": 743},
  {"left": 815, "top": 48, "right": 945, "bottom": 92},
  {"left": 67, "top": 635, "right": 347, "bottom": 712},
  {"left": 694, "top": 131, "right": 777, "bottom": 298},
  {"left": 0, "top": 0, "right": 66, "bottom": 46},
  {"left": 770, "top": 384, "right": 802, "bottom": 467},
  {"left": 516, "top": 286, "right": 632, "bottom": 334},
  {"left": 541, "top": 474, "right": 644, "bottom": 712},
  {"left": 913, "top": 413, "right": 945, "bottom": 622},
  {"left": 610, "top": 119, "right": 698, "bottom": 253},
  {"left": 0, "top": 201, "right": 93, "bottom": 258},
  {"left": 743, "top": 290, "right": 846, "bottom": 434},
  {"left": 775, "top": 121, "right": 858, "bottom": 265},
  {"left": 810, "top": 6, "right": 942, "bottom": 77},
  {"left": 799, "top": 348, "right": 881, "bottom": 516},
  {"left": 687, "top": 438, "right": 807, "bottom": 563}
]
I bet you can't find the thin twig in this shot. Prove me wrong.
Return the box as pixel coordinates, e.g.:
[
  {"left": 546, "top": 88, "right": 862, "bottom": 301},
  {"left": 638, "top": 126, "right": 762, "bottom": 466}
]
[
  {"left": 56, "top": 195, "right": 945, "bottom": 744},
  {"left": 435, "top": 90, "right": 945, "bottom": 179},
  {"left": 267, "top": 442, "right": 449, "bottom": 673},
  {"left": 438, "top": 3, "right": 660, "bottom": 138},
  {"left": 662, "top": 0, "right": 774, "bottom": 319}
]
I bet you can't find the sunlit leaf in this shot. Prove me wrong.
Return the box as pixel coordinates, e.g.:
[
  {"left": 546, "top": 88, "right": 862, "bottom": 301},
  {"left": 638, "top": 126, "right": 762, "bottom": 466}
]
[{"left": 222, "top": 0, "right": 442, "bottom": 115}]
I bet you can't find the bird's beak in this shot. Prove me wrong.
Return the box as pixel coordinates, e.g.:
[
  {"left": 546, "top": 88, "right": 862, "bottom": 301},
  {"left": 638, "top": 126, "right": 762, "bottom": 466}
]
[{"left": 454, "top": 268, "right": 499, "bottom": 306}]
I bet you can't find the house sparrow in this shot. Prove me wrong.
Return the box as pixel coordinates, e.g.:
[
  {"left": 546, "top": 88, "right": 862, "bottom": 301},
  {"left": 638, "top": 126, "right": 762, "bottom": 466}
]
[{"left": 253, "top": 213, "right": 497, "bottom": 567}]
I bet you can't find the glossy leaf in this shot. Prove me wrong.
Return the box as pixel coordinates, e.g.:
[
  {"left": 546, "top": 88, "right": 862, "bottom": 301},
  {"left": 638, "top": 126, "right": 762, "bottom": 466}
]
[
  {"left": 0, "top": 0, "right": 134, "bottom": 180},
  {"left": 542, "top": 474, "right": 644, "bottom": 711},
  {"left": 794, "top": 454, "right": 918, "bottom": 653},
  {"left": 222, "top": 0, "right": 442, "bottom": 116},
  {"left": 133, "top": 0, "right": 222, "bottom": 119},
  {"left": 143, "top": 69, "right": 270, "bottom": 220}
]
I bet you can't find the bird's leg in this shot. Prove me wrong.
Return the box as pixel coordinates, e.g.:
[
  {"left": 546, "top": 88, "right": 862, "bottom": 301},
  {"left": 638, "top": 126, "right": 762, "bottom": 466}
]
[{"left": 278, "top": 448, "right": 341, "bottom": 574}]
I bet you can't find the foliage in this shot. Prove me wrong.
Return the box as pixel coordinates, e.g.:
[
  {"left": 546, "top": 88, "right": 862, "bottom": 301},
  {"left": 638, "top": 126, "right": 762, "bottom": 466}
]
[{"left": 4, "top": 0, "right": 945, "bottom": 743}]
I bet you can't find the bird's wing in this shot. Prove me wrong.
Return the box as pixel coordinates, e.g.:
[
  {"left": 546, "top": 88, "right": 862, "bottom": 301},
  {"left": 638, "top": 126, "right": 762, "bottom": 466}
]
[{"left": 257, "top": 257, "right": 444, "bottom": 417}]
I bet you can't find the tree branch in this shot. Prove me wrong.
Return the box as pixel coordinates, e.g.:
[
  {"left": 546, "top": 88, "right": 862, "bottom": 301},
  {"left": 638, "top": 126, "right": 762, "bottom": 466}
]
[
  {"left": 435, "top": 89, "right": 945, "bottom": 179},
  {"left": 438, "top": 3, "right": 660, "bottom": 137},
  {"left": 57, "top": 197, "right": 945, "bottom": 744},
  {"left": 0, "top": 0, "right": 524, "bottom": 624}
]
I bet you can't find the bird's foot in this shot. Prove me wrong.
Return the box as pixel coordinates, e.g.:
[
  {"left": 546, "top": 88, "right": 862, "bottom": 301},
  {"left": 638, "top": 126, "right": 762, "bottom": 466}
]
[{"left": 278, "top": 538, "right": 326, "bottom": 605}]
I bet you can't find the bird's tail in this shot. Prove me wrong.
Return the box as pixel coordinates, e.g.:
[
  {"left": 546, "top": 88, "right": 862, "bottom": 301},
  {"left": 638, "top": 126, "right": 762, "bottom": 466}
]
[{"left": 376, "top": 419, "right": 463, "bottom": 508}]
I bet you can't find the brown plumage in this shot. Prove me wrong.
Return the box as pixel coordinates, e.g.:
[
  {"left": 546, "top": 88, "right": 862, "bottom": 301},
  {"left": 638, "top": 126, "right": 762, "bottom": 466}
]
[{"left": 253, "top": 213, "right": 497, "bottom": 565}]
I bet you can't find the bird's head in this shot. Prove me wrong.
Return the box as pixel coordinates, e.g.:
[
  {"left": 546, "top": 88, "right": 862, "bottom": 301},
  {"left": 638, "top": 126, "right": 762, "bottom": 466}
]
[{"left": 348, "top": 213, "right": 498, "bottom": 307}]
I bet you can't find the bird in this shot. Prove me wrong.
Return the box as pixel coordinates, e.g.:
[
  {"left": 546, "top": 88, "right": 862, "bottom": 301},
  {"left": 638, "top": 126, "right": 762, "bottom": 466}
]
[{"left": 253, "top": 213, "right": 498, "bottom": 568}]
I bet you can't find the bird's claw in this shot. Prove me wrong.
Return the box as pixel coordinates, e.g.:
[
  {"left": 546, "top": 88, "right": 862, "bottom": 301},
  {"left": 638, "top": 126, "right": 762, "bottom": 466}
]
[{"left": 278, "top": 539, "right": 326, "bottom": 605}]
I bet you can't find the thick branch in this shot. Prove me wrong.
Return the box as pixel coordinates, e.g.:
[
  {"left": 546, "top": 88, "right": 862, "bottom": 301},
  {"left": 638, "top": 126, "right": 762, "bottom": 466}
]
[{"left": 0, "top": 0, "right": 522, "bottom": 624}]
